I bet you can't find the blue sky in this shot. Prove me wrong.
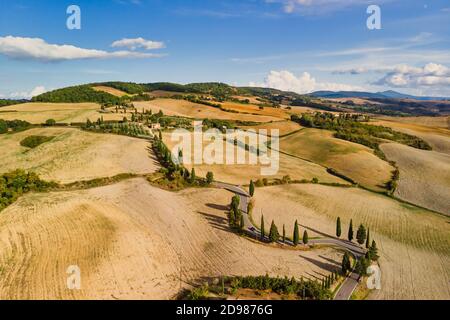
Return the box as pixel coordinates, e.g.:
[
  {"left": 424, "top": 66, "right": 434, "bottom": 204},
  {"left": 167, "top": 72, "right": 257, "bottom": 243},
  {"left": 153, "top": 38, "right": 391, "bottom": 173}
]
[{"left": 0, "top": 0, "right": 449, "bottom": 98}]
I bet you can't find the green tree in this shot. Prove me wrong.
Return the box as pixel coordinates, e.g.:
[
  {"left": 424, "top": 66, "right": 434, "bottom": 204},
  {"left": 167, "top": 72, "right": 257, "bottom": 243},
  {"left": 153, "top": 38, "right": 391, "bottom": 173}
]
[
  {"left": 348, "top": 219, "right": 354, "bottom": 242},
  {"left": 303, "top": 230, "right": 309, "bottom": 245},
  {"left": 356, "top": 224, "right": 367, "bottom": 245},
  {"left": 369, "top": 240, "right": 379, "bottom": 261},
  {"left": 282, "top": 224, "right": 286, "bottom": 243},
  {"left": 249, "top": 180, "right": 255, "bottom": 197},
  {"left": 341, "top": 252, "right": 351, "bottom": 275},
  {"left": 336, "top": 217, "right": 342, "bottom": 238},
  {"left": 206, "top": 172, "right": 214, "bottom": 184},
  {"left": 190, "top": 168, "right": 196, "bottom": 183},
  {"left": 240, "top": 214, "right": 245, "bottom": 231},
  {"left": 269, "top": 221, "right": 279, "bottom": 243},
  {"left": 45, "top": 119, "right": 56, "bottom": 126},
  {"left": 365, "top": 228, "right": 370, "bottom": 249},
  {"left": 260, "top": 215, "right": 265, "bottom": 240},
  {"left": 293, "top": 220, "right": 300, "bottom": 246},
  {"left": 355, "top": 258, "right": 370, "bottom": 277},
  {"left": 229, "top": 209, "right": 236, "bottom": 226}
]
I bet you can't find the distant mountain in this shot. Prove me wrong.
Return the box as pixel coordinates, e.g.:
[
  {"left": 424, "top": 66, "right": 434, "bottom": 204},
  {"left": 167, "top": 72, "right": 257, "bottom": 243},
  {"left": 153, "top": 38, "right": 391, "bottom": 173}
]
[{"left": 310, "top": 90, "right": 449, "bottom": 101}]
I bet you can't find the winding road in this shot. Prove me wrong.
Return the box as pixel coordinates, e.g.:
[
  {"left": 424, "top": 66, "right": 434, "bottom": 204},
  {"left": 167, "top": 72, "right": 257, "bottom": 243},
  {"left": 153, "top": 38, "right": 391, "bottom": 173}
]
[{"left": 213, "top": 181, "right": 365, "bottom": 300}]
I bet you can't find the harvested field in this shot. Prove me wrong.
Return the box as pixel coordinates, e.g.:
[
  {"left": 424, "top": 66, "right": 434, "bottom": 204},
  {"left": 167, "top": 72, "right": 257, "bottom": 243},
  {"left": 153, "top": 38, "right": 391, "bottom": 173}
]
[
  {"left": 0, "top": 178, "right": 343, "bottom": 299},
  {"left": 231, "top": 95, "right": 263, "bottom": 104},
  {"left": 372, "top": 118, "right": 450, "bottom": 154},
  {"left": 92, "top": 86, "right": 129, "bottom": 97},
  {"left": 239, "top": 120, "right": 302, "bottom": 136},
  {"left": 0, "top": 127, "right": 158, "bottom": 183},
  {"left": 253, "top": 184, "right": 450, "bottom": 300},
  {"left": 327, "top": 98, "right": 384, "bottom": 106},
  {"left": 0, "top": 103, "right": 125, "bottom": 124},
  {"left": 279, "top": 129, "right": 394, "bottom": 191},
  {"left": 134, "top": 99, "right": 282, "bottom": 122},
  {"left": 220, "top": 102, "right": 289, "bottom": 119},
  {"left": 375, "top": 116, "right": 449, "bottom": 129},
  {"left": 162, "top": 132, "right": 347, "bottom": 185},
  {"left": 380, "top": 143, "right": 450, "bottom": 215}
]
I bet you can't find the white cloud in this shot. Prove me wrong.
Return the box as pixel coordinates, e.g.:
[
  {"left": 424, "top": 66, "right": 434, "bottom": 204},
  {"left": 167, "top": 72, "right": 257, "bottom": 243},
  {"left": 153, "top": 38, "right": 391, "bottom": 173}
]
[
  {"left": 7, "top": 86, "right": 48, "bottom": 99},
  {"left": 250, "top": 70, "right": 363, "bottom": 94},
  {"left": 0, "top": 36, "right": 165, "bottom": 62},
  {"left": 111, "top": 37, "right": 165, "bottom": 50},
  {"left": 374, "top": 63, "right": 450, "bottom": 88},
  {"left": 268, "top": 0, "right": 387, "bottom": 15}
]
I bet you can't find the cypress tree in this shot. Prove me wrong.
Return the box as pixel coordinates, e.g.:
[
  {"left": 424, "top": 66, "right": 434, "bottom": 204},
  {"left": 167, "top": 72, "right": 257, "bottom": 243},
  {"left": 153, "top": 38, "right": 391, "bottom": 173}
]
[
  {"left": 336, "top": 217, "right": 342, "bottom": 238},
  {"left": 369, "top": 240, "right": 379, "bottom": 261},
  {"left": 356, "top": 224, "right": 367, "bottom": 245},
  {"left": 206, "top": 171, "right": 214, "bottom": 184},
  {"left": 365, "top": 228, "right": 370, "bottom": 249},
  {"left": 229, "top": 209, "right": 235, "bottom": 226},
  {"left": 303, "top": 230, "right": 309, "bottom": 244},
  {"left": 293, "top": 220, "right": 300, "bottom": 246},
  {"left": 269, "top": 221, "right": 279, "bottom": 243},
  {"left": 341, "top": 252, "right": 351, "bottom": 275},
  {"left": 249, "top": 180, "right": 255, "bottom": 197},
  {"left": 190, "top": 168, "right": 196, "bottom": 183},
  {"left": 282, "top": 224, "right": 286, "bottom": 243},
  {"left": 348, "top": 219, "right": 354, "bottom": 242},
  {"left": 260, "top": 215, "right": 265, "bottom": 240}
]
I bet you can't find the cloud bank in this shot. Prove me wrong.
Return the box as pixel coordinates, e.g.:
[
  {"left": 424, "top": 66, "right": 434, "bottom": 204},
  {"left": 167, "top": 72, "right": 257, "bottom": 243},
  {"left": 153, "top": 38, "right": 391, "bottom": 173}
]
[
  {"left": 250, "top": 70, "right": 363, "bottom": 94},
  {"left": 4, "top": 86, "right": 48, "bottom": 99},
  {"left": 0, "top": 36, "right": 165, "bottom": 62},
  {"left": 111, "top": 37, "right": 165, "bottom": 50}
]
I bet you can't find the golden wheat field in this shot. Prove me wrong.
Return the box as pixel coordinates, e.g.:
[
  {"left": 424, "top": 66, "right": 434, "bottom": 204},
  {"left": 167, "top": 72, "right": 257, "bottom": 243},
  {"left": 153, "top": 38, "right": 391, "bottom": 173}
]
[
  {"left": 0, "top": 102, "right": 125, "bottom": 124},
  {"left": 162, "top": 132, "right": 347, "bottom": 185},
  {"left": 92, "top": 86, "right": 130, "bottom": 97},
  {"left": 134, "top": 99, "right": 283, "bottom": 122},
  {"left": 239, "top": 120, "right": 302, "bottom": 136},
  {"left": 380, "top": 143, "right": 450, "bottom": 215},
  {"left": 371, "top": 117, "right": 450, "bottom": 154},
  {"left": 278, "top": 129, "right": 394, "bottom": 191},
  {"left": 252, "top": 184, "right": 450, "bottom": 300},
  {"left": 0, "top": 178, "right": 343, "bottom": 299},
  {"left": 0, "top": 127, "right": 159, "bottom": 183},
  {"left": 219, "top": 101, "right": 289, "bottom": 119}
]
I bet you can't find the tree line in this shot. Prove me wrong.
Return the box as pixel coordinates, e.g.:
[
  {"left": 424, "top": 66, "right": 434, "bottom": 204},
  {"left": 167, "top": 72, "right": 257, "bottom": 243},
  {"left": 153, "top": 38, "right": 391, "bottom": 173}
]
[{"left": 0, "top": 170, "right": 57, "bottom": 212}]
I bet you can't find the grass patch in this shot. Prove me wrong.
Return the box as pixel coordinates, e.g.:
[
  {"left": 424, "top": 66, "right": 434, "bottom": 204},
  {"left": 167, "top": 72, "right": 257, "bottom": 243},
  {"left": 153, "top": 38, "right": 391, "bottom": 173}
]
[{"left": 20, "top": 135, "right": 54, "bottom": 149}]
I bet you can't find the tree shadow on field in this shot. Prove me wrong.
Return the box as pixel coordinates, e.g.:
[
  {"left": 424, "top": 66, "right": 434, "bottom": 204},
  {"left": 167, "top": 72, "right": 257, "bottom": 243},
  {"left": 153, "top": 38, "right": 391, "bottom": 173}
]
[
  {"left": 299, "top": 254, "right": 338, "bottom": 279},
  {"left": 300, "top": 224, "right": 335, "bottom": 240},
  {"left": 197, "top": 211, "right": 234, "bottom": 234},
  {"left": 147, "top": 146, "right": 161, "bottom": 167},
  {"left": 206, "top": 203, "right": 229, "bottom": 211},
  {"left": 319, "top": 254, "right": 340, "bottom": 267}
]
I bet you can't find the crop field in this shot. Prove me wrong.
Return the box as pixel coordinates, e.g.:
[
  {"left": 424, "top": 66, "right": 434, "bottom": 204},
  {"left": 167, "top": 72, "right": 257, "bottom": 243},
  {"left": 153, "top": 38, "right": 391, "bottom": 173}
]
[
  {"left": 380, "top": 143, "right": 450, "bottom": 215},
  {"left": 0, "top": 178, "right": 343, "bottom": 299},
  {"left": 0, "top": 127, "right": 159, "bottom": 183},
  {"left": 0, "top": 103, "right": 125, "bottom": 124},
  {"left": 219, "top": 101, "right": 289, "bottom": 119},
  {"left": 239, "top": 120, "right": 303, "bottom": 137},
  {"left": 134, "top": 99, "right": 283, "bottom": 122},
  {"left": 92, "top": 86, "right": 130, "bottom": 97},
  {"left": 375, "top": 116, "right": 449, "bottom": 129},
  {"left": 162, "top": 132, "right": 347, "bottom": 185},
  {"left": 278, "top": 128, "right": 394, "bottom": 191},
  {"left": 252, "top": 184, "right": 450, "bottom": 300},
  {"left": 371, "top": 118, "right": 450, "bottom": 154}
]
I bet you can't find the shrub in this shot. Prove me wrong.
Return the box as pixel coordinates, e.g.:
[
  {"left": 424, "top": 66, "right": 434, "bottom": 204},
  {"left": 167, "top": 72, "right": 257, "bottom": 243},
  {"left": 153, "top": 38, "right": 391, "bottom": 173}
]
[
  {"left": 45, "top": 119, "right": 56, "bottom": 126},
  {"left": 20, "top": 135, "right": 54, "bottom": 149}
]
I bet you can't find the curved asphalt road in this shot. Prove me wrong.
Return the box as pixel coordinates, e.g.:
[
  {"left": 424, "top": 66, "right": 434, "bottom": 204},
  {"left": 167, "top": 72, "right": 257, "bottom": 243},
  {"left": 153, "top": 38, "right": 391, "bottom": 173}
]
[{"left": 213, "top": 181, "right": 365, "bottom": 300}]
